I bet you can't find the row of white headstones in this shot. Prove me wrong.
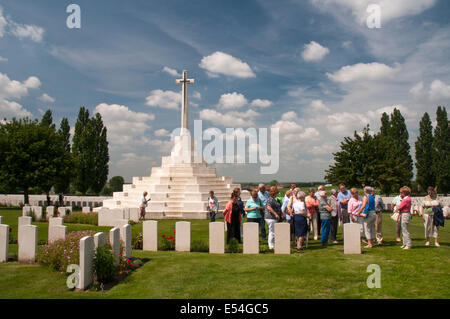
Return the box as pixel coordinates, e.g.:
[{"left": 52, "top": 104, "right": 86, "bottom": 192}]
[
  {"left": 22, "top": 205, "right": 92, "bottom": 220},
  {"left": 0, "top": 216, "right": 362, "bottom": 290}
]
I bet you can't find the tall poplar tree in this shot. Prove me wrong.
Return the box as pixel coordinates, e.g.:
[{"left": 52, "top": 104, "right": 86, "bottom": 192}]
[
  {"left": 432, "top": 106, "right": 450, "bottom": 194},
  {"left": 54, "top": 117, "right": 73, "bottom": 194},
  {"left": 415, "top": 112, "right": 435, "bottom": 191},
  {"left": 72, "top": 107, "right": 94, "bottom": 195},
  {"left": 90, "top": 113, "right": 109, "bottom": 194}
]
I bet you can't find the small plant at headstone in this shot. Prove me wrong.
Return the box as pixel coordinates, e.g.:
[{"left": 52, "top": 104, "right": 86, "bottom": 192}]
[
  {"left": 8, "top": 227, "right": 17, "bottom": 244},
  {"left": 132, "top": 232, "right": 143, "bottom": 249},
  {"left": 93, "top": 245, "right": 115, "bottom": 285},
  {"left": 159, "top": 232, "right": 175, "bottom": 250},
  {"left": 227, "top": 238, "right": 240, "bottom": 253},
  {"left": 128, "top": 220, "right": 137, "bottom": 226},
  {"left": 191, "top": 240, "right": 209, "bottom": 252}
]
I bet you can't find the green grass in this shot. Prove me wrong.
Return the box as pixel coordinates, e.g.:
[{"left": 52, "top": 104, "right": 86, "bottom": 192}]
[{"left": 0, "top": 207, "right": 449, "bottom": 299}]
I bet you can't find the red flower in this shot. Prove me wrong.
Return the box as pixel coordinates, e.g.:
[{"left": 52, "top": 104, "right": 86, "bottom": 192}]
[
  {"left": 171, "top": 238, "right": 175, "bottom": 242},
  {"left": 162, "top": 234, "right": 165, "bottom": 238},
  {"left": 9, "top": 227, "right": 12, "bottom": 232},
  {"left": 173, "top": 230, "right": 176, "bottom": 234}
]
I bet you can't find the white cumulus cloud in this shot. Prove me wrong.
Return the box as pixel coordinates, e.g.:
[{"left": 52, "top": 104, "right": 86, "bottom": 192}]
[
  {"left": 38, "top": 93, "right": 55, "bottom": 103},
  {"left": 217, "top": 92, "right": 248, "bottom": 109},
  {"left": 145, "top": 89, "right": 181, "bottom": 110},
  {"left": 199, "top": 109, "right": 257, "bottom": 127},
  {"left": 429, "top": 80, "right": 450, "bottom": 102},
  {"left": 250, "top": 99, "right": 273, "bottom": 108},
  {"left": 327, "top": 62, "right": 397, "bottom": 83},
  {"left": 302, "top": 41, "right": 330, "bottom": 62},
  {"left": 199, "top": 51, "right": 255, "bottom": 78},
  {"left": 162, "top": 66, "right": 181, "bottom": 77}
]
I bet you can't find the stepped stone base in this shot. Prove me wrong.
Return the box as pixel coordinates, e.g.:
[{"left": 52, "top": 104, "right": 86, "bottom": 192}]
[{"left": 97, "top": 134, "right": 248, "bottom": 220}]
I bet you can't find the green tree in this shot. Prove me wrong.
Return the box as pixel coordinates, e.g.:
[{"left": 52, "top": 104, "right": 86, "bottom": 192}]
[
  {"left": 109, "top": 176, "right": 124, "bottom": 192},
  {"left": 415, "top": 112, "right": 435, "bottom": 192},
  {"left": 432, "top": 106, "right": 450, "bottom": 194},
  {"left": 54, "top": 117, "right": 73, "bottom": 194},
  {"left": 269, "top": 180, "right": 279, "bottom": 186},
  {"left": 90, "top": 113, "right": 109, "bottom": 194},
  {"left": 0, "top": 118, "right": 64, "bottom": 204},
  {"left": 72, "top": 107, "right": 94, "bottom": 195}
]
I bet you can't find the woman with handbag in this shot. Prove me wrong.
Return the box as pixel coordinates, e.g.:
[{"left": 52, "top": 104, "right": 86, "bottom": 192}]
[
  {"left": 357, "top": 186, "right": 376, "bottom": 248},
  {"left": 264, "top": 186, "right": 284, "bottom": 250},
  {"left": 421, "top": 186, "right": 441, "bottom": 247},
  {"left": 223, "top": 191, "right": 242, "bottom": 244},
  {"left": 328, "top": 189, "right": 340, "bottom": 244},
  {"left": 396, "top": 186, "right": 412, "bottom": 249}
]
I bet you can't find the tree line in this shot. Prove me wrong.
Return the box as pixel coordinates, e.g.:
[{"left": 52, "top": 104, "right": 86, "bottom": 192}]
[
  {"left": 0, "top": 107, "right": 111, "bottom": 204},
  {"left": 325, "top": 106, "right": 450, "bottom": 195}
]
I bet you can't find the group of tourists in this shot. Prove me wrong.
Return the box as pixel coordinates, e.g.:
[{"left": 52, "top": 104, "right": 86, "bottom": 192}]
[{"left": 216, "top": 183, "right": 446, "bottom": 251}]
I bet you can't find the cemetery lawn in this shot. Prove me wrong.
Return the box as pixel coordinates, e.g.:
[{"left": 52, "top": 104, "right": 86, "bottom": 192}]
[{"left": 0, "top": 207, "right": 449, "bottom": 299}]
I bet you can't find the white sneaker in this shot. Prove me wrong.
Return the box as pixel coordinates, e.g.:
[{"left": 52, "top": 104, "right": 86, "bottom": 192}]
[
  {"left": 403, "top": 246, "right": 411, "bottom": 250},
  {"left": 435, "top": 242, "right": 440, "bottom": 247},
  {"left": 425, "top": 241, "right": 430, "bottom": 246},
  {"left": 400, "top": 245, "right": 405, "bottom": 249}
]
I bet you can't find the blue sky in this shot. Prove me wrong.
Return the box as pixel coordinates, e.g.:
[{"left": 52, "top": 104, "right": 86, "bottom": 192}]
[{"left": 1, "top": 0, "right": 450, "bottom": 183}]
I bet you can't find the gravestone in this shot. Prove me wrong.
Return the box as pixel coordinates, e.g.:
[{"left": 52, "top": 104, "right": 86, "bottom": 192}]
[
  {"left": 344, "top": 223, "right": 361, "bottom": 254},
  {"left": 58, "top": 206, "right": 67, "bottom": 217},
  {"left": 94, "top": 232, "right": 106, "bottom": 249},
  {"left": 0, "top": 224, "right": 8, "bottom": 262},
  {"left": 18, "top": 216, "right": 32, "bottom": 245},
  {"left": 128, "top": 208, "right": 140, "bottom": 222},
  {"left": 22, "top": 206, "right": 31, "bottom": 217},
  {"left": 31, "top": 206, "right": 43, "bottom": 221},
  {"left": 18, "top": 225, "right": 38, "bottom": 263},
  {"left": 65, "top": 206, "right": 72, "bottom": 214},
  {"left": 143, "top": 220, "right": 158, "bottom": 251},
  {"left": 209, "top": 222, "right": 224, "bottom": 254},
  {"left": 110, "top": 227, "right": 120, "bottom": 265},
  {"left": 77, "top": 236, "right": 94, "bottom": 290},
  {"left": 49, "top": 217, "right": 63, "bottom": 227},
  {"left": 121, "top": 224, "right": 132, "bottom": 258},
  {"left": 115, "top": 219, "right": 129, "bottom": 229},
  {"left": 275, "top": 223, "right": 290, "bottom": 254},
  {"left": 243, "top": 222, "right": 259, "bottom": 254},
  {"left": 48, "top": 224, "right": 67, "bottom": 243},
  {"left": 82, "top": 207, "right": 91, "bottom": 213},
  {"left": 175, "top": 221, "right": 190, "bottom": 252},
  {"left": 46, "top": 206, "right": 54, "bottom": 219}
]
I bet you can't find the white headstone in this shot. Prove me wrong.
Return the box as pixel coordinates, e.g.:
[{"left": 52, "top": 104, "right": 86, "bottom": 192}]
[
  {"left": 82, "top": 207, "right": 91, "bottom": 213},
  {"left": 77, "top": 236, "right": 94, "bottom": 290},
  {"left": 243, "top": 222, "right": 259, "bottom": 254},
  {"left": 121, "top": 224, "right": 132, "bottom": 258},
  {"left": 46, "top": 206, "right": 54, "bottom": 219},
  {"left": 18, "top": 225, "right": 38, "bottom": 263},
  {"left": 110, "top": 227, "right": 120, "bottom": 265},
  {"left": 58, "top": 206, "right": 67, "bottom": 217},
  {"left": 129, "top": 208, "right": 140, "bottom": 222},
  {"left": 0, "top": 224, "right": 8, "bottom": 262},
  {"left": 0, "top": 216, "right": 3, "bottom": 224},
  {"left": 209, "top": 222, "right": 225, "bottom": 254},
  {"left": 48, "top": 225, "right": 67, "bottom": 243},
  {"left": 31, "top": 206, "right": 43, "bottom": 221},
  {"left": 344, "top": 223, "right": 361, "bottom": 254},
  {"left": 143, "top": 220, "right": 158, "bottom": 251},
  {"left": 175, "top": 221, "right": 190, "bottom": 252},
  {"left": 49, "top": 217, "right": 63, "bottom": 227},
  {"left": 94, "top": 232, "right": 106, "bottom": 249},
  {"left": 22, "top": 206, "right": 31, "bottom": 217},
  {"left": 18, "top": 216, "right": 32, "bottom": 227},
  {"left": 275, "top": 223, "right": 290, "bottom": 254},
  {"left": 115, "top": 219, "right": 129, "bottom": 229}
]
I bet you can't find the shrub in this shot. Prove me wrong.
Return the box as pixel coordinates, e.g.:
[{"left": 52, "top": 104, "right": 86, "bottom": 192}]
[
  {"left": 93, "top": 245, "right": 115, "bottom": 284},
  {"left": 132, "top": 233, "right": 143, "bottom": 250},
  {"left": 64, "top": 212, "right": 98, "bottom": 226},
  {"left": 37, "top": 230, "right": 96, "bottom": 272},
  {"left": 191, "top": 240, "right": 209, "bottom": 252},
  {"left": 129, "top": 220, "right": 137, "bottom": 226},
  {"left": 227, "top": 238, "right": 240, "bottom": 253}
]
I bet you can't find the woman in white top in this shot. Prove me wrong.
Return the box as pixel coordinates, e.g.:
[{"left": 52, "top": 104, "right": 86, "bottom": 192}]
[{"left": 292, "top": 191, "right": 308, "bottom": 250}]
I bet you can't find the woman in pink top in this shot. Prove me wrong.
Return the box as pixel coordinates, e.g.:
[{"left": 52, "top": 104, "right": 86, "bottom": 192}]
[
  {"left": 347, "top": 188, "right": 364, "bottom": 240},
  {"left": 305, "top": 188, "right": 319, "bottom": 240},
  {"left": 396, "top": 186, "right": 412, "bottom": 249},
  {"left": 347, "top": 188, "right": 362, "bottom": 222}
]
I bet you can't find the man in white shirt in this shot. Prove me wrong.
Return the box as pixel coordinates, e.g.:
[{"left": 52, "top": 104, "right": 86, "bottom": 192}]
[{"left": 139, "top": 191, "right": 149, "bottom": 221}]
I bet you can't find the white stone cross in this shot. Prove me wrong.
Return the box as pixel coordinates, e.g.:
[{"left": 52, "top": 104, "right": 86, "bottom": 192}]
[{"left": 176, "top": 70, "right": 194, "bottom": 133}]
